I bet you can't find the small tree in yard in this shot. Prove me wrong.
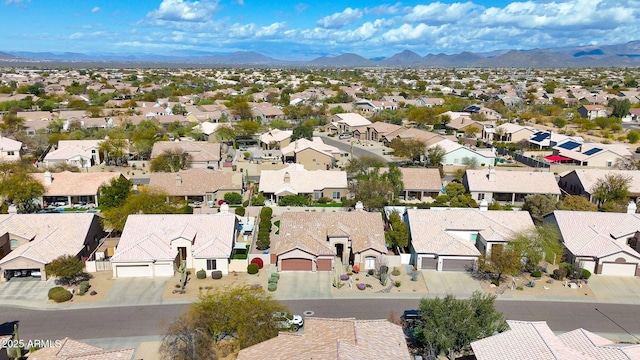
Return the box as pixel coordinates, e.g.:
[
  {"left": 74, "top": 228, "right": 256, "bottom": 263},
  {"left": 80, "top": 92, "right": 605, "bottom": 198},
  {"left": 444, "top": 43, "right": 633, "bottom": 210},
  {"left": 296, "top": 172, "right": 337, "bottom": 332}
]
[
  {"left": 477, "top": 244, "right": 522, "bottom": 283},
  {"left": 385, "top": 211, "right": 408, "bottom": 249},
  {"left": 413, "top": 292, "right": 506, "bottom": 360},
  {"left": 46, "top": 255, "right": 84, "bottom": 281},
  {"left": 224, "top": 192, "right": 243, "bottom": 205}
]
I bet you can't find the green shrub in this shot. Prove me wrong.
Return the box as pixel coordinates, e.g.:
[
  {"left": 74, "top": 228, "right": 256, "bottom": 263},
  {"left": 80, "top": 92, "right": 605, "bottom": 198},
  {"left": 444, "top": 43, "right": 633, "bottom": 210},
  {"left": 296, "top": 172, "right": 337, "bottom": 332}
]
[
  {"left": 391, "top": 267, "right": 401, "bottom": 276},
  {"left": 531, "top": 270, "right": 542, "bottom": 278},
  {"left": 394, "top": 281, "right": 401, "bottom": 287},
  {"left": 196, "top": 269, "right": 207, "bottom": 279},
  {"left": 256, "top": 237, "right": 270, "bottom": 250},
  {"left": 267, "top": 282, "right": 277, "bottom": 292},
  {"left": 243, "top": 200, "right": 249, "bottom": 207},
  {"left": 552, "top": 268, "right": 566, "bottom": 280},
  {"left": 247, "top": 263, "right": 259, "bottom": 274},
  {"left": 260, "top": 207, "right": 273, "bottom": 219},
  {"left": 380, "top": 265, "right": 389, "bottom": 274},
  {"left": 224, "top": 192, "right": 243, "bottom": 205},
  {"left": 268, "top": 277, "right": 278, "bottom": 284},
  {"left": 317, "top": 197, "right": 331, "bottom": 204},
  {"left": 48, "top": 286, "right": 73, "bottom": 303},
  {"left": 582, "top": 269, "right": 592, "bottom": 279},
  {"left": 235, "top": 207, "right": 246, "bottom": 216},
  {"left": 270, "top": 272, "right": 280, "bottom": 280},
  {"left": 516, "top": 286, "right": 524, "bottom": 291},
  {"left": 491, "top": 279, "right": 500, "bottom": 287}
]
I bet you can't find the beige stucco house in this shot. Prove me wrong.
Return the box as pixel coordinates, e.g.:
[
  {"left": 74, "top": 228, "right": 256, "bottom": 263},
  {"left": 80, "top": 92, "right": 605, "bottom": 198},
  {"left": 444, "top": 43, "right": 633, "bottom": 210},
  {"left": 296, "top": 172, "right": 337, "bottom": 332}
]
[
  {"left": 463, "top": 168, "right": 561, "bottom": 204},
  {"left": 148, "top": 168, "right": 243, "bottom": 206},
  {"left": 258, "top": 164, "right": 348, "bottom": 203}
]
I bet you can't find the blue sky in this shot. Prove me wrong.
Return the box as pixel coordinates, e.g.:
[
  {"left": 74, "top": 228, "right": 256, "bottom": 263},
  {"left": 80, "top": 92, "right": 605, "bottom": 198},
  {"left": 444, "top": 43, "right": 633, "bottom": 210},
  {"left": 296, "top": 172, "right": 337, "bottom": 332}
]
[{"left": 2, "top": 0, "right": 638, "bottom": 60}]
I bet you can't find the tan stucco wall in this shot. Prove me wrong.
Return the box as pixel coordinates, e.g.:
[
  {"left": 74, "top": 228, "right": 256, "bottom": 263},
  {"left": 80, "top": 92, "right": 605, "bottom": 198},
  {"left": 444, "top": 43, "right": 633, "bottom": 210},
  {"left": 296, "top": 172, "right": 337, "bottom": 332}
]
[{"left": 295, "top": 149, "right": 334, "bottom": 170}]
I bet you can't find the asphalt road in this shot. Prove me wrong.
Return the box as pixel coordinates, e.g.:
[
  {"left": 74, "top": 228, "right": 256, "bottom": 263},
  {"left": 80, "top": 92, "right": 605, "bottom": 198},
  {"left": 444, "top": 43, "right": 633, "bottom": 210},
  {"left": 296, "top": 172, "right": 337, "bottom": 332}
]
[
  {"left": 3, "top": 299, "right": 640, "bottom": 342},
  {"left": 318, "top": 135, "right": 389, "bottom": 163}
]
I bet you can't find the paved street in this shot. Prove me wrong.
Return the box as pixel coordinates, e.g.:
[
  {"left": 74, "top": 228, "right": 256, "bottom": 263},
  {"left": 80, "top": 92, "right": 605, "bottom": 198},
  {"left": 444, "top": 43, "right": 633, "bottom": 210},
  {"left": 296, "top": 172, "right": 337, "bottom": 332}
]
[
  {"left": 3, "top": 300, "right": 640, "bottom": 344},
  {"left": 318, "top": 134, "right": 390, "bottom": 163}
]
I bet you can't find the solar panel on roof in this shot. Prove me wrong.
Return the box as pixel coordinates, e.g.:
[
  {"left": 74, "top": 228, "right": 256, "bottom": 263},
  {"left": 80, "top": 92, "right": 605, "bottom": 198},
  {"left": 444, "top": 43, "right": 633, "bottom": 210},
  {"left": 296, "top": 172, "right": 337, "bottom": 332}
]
[
  {"left": 531, "top": 132, "right": 551, "bottom": 142},
  {"left": 558, "top": 141, "right": 581, "bottom": 150},
  {"left": 583, "top": 148, "right": 602, "bottom": 156}
]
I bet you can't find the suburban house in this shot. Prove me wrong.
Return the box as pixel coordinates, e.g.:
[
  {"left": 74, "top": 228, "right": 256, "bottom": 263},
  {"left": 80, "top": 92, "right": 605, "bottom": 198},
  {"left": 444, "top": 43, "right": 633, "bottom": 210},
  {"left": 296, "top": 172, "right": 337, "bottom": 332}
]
[
  {"left": 110, "top": 211, "right": 238, "bottom": 278},
  {"left": 280, "top": 137, "right": 342, "bottom": 170},
  {"left": 545, "top": 209, "right": 640, "bottom": 277},
  {"left": 577, "top": 104, "right": 609, "bottom": 119},
  {"left": 397, "top": 167, "right": 442, "bottom": 201},
  {"left": 151, "top": 141, "right": 221, "bottom": 169},
  {"left": 352, "top": 122, "right": 405, "bottom": 142},
  {"left": 407, "top": 206, "right": 535, "bottom": 271},
  {"left": 191, "top": 122, "right": 232, "bottom": 141},
  {"left": 31, "top": 171, "right": 124, "bottom": 208},
  {"left": 29, "top": 337, "right": 135, "bottom": 360},
  {"left": 429, "top": 138, "right": 496, "bottom": 167},
  {"left": 328, "top": 113, "right": 372, "bottom": 134},
  {"left": 463, "top": 104, "right": 503, "bottom": 121},
  {"left": 463, "top": 168, "right": 561, "bottom": 204},
  {"left": 0, "top": 136, "right": 23, "bottom": 162},
  {"left": 237, "top": 317, "right": 410, "bottom": 360},
  {"left": 559, "top": 169, "right": 640, "bottom": 204},
  {"left": 472, "top": 320, "right": 640, "bottom": 360},
  {"left": 482, "top": 123, "right": 536, "bottom": 143},
  {"left": 383, "top": 128, "right": 445, "bottom": 147},
  {"left": 43, "top": 139, "right": 102, "bottom": 169},
  {"left": 272, "top": 205, "right": 387, "bottom": 271},
  {"left": 528, "top": 130, "right": 584, "bottom": 150},
  {"left": 0, "top": 213, "right": 105, "bottom": 281},
  {"left": 258, "top": 164, "right": 348, "bottom": 203},
  {"left": 250, "top": 102, "right": 285, "bottom": 121},
  {"left": 148, "top": 168, "right": 243, "bottom": 206},
  {"left": 549, "top": 142, "right": 632, "bottom": 167},
  {"left": 259, "top": 129, "right": 293, "bottom": 150}
]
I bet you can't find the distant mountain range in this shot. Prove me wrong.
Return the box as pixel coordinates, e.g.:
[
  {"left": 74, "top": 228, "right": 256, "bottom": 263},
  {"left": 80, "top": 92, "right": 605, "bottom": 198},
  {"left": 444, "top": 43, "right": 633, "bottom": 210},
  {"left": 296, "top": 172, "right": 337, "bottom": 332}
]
[{"left": 4, "top": 40, "right": 640, "bottom": 67}]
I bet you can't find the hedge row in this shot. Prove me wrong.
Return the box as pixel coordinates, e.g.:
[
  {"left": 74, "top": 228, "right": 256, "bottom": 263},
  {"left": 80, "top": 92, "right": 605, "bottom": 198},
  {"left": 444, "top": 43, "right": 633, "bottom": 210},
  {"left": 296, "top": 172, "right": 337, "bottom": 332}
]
[{"left": 257, "top": 207, "right": 272, "bottom": 250}]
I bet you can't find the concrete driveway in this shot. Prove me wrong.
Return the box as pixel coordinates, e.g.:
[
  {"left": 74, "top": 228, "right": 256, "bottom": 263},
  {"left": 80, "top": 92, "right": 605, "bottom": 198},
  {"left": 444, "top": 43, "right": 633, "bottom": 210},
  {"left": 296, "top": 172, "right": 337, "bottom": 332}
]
[
  {"left": 102, "top": 278, "right": 170, "bottom": 306},
  {"left": 587, "top": 276, "right": 640, "bottom": 305},
  {"left": 0, "top": 277, "right": 55, "bottom": 306},
  {"left": 422, "top": 271, "right": 483, "bottom": 298},
  {"left": 273, "top": 271, "right": 332, "bottom": 300}
]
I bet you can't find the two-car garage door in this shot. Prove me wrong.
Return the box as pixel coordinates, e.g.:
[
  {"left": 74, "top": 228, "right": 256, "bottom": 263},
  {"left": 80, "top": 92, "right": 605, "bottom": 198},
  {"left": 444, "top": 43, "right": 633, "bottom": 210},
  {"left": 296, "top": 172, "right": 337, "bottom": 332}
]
[
  {"left": 281, "top": 258, "right": 313, "bottom": 271},
  {"left": 601, "top": 262, "right": 638, "bottom": 277},
  {"left": 115, "top": 265, "right": 152, "bottom": 278}
]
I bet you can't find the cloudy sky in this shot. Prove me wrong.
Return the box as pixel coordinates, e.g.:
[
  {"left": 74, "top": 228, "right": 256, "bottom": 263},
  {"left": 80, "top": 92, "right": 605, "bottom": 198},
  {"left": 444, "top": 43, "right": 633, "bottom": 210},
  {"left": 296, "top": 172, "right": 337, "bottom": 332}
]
[{"left": 2, "top": 0, "right": 638, "bottom": 60}]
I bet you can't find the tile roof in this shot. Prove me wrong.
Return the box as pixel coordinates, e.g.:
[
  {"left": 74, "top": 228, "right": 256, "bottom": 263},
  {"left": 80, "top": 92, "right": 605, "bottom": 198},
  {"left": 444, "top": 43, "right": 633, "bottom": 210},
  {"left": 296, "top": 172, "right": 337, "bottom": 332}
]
[
  {"left": 398, "top": 167, "right": 442, "bottom": 191},
  {"left": 0, "top": 213, "right": 98, "bottom": 265},
  {"left": 149, "top": 168, "right": 242, "bottom": 196},
  {"left": 332, "top": 113, "right": 372, "bottom": 127},
  {"left": 274, "top": 210, "right": 386, "bottom": 256},
  {"left": 551, "top": 210, "right": 640, "bottom": 258},
  {"left": 236, "top": 317, "right": 410, "bottom": 360},
  {"left": 111, "top": 213, "right": 237, "bottom": 262},
  {"left": 465, "top": 169, "right": 561, "bottom": 195},
  {"left": 258, "top": 164, "right": 347, "bottom": 195},
  {"left": 564, "top": 169, "right": 640, "bottom": 195},
  {"left": 151, "top": 141, "right": 221, "bottom": 163},
  {"left": 31, "top": 171, "right": 122, "bottom": 197},
  {"left": 0, "top": 136, "right": 22, "bottom": 152},
  {"left": 407, "top": 208, "right": 535, "bottom": 255},
  {"left": 29, "top": 337, "right": 134, "bottom": 360},
  {"left": 44, "top": 140, "right": 102, "bottom": 163},
  {"left": 472, "top": 320, "right": 640, "bottom": 360},
  {"left": 280, "top": 137, "right": 340, "bottom": 158},
  {"left": 259, "top": 129, "right": 293, "bottom": 143}
]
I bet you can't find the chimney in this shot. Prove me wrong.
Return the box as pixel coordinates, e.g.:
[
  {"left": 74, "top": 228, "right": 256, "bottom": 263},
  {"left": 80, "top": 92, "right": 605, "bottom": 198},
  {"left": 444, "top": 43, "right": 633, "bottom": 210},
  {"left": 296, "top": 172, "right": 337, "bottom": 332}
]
[
  {"left": 627, "top": 201, "right": 637, "bottom": 214},
  {"left": 479, "top": 199, "right": 489, "bottom": 212},
  {"left": 175, "top": 173, "right": 182, "bottom": 186},
  {"left": 487, "top": 166, "right": 496, "bottom": 182},
  {"left": 220, "top": 203, "right": 230, "bottom": 213},
  {"left": 44, "top": 171, "right": 52, "bottom": 185},
  {"left": 355, "top": 201, "right": 364, "bottom": 211},
  {"left": 283, "top": 172, "right": 291, "bottom": 184}
]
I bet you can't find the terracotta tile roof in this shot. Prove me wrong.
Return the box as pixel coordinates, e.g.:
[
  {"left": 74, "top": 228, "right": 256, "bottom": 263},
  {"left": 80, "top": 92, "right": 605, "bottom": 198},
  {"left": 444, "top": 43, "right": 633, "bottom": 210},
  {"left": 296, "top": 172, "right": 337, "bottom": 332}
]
[
  {"left": 280, "top": 137, "right": 340, "bottom": 158},
  {"left": 151, "top": 141, "right": 221, "bottom": 163},
  {"left": 332, "top": 113, "right": 372, "bottom": 127},
  {"left": 237, "top": 318, "right": 410, "bottom": 360},
  {"left": 0, "top": 213, "right": 98, "bottom": 265},
  {"left": 29, "top": 337, "right": 134, "bottom": 360},
  {"left": 398, "top": 167, "right": 442, "bottom": 191},
  {"left": 563, "top": 169, "right": 640, "bottom": 196},
  {"left": 273, "top": 210, "right": 386, "bottom": 256},
  {"left": 558, "top": 328, "right": 640, "bottom": 359},
  {"left": 259, "top": 129, "right": 293, "bottom": 143},
  {"left": 407, "top": 208, "right": 535, "bottom": 255},
  {"left": 111, "top": 213, "right": 237, "bottom": 262},
  {"left": 31, "top": 171, "right": 122, "bottom": 197},
  {"left": 0, "top": 136, "right": 22, "bottom": 152},
  {"left": 465, "top": 169, "right": 561, "bottom": 195},
  {"left": 149, "top": 168, "right": 242, "bottom": 196},
  {"left": 258, "top": 164, "right": 347, "bottom": 195}
]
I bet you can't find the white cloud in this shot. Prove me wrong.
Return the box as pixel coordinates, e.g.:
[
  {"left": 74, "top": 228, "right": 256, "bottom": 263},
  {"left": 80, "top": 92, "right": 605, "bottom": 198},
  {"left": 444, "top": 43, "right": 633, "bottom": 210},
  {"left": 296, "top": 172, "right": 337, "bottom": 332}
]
[
  {"left": 404, "top": 2, "right": 478, "bottom": 23},
  {"left": 365, "top": 3, "right": 402, "bottom": 15},
  {"left": 4, "top": 0, "right": 30, "bottom": 7},
  {"left": 146, "top": 0, "right": 219, "bottom": 22},
  {"left": 91, "top": 6, "right": 100, "bottom": 13},
  {"left": 317, "top": 7, "right": 363, "bottom": 29}
]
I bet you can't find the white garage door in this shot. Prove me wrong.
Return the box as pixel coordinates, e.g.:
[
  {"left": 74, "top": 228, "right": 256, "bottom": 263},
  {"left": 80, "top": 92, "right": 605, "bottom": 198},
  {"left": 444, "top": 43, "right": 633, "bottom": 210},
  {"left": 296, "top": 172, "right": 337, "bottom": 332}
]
[
  {"left": 115, "top": 265, "right": 151, "bottom": 278},
  {"left": 155, "top": 263, "right": 175, "bottom": 277},
  {"left": 601, "top": 262, "right": 637, "bottom": 277}
]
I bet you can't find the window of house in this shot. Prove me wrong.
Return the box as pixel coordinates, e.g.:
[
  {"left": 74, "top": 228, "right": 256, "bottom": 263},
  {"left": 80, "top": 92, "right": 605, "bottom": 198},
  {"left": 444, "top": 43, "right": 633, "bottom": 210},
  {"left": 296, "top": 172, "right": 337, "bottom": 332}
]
[
  {"left": 207, "top": 259, "right": 217, "bottom": 270},
  {"left": 606, "top": 161, "right": 613, "bottom": 167},
  {"left": 9, "top": 239, "right": 18, "bottom": 250},
  {"left": 7, "top": 151, "right": 14, "bottom": 156},
  {"left": 314, "top": 192, "right": 321, "bottom": 200},
  {"left": 477, "top": 193, "right": 485, "bottom": 200},
  {"left": 332, "top": 191, "right": 340, "bottom": 199}
]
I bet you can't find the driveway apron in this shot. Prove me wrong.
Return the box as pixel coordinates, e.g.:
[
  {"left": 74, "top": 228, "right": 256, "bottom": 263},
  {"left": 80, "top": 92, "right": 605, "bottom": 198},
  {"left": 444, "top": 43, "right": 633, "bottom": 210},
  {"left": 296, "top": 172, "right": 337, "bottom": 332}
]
[{"left": 102, "top": 278, "right": 169, "bottom": 306}]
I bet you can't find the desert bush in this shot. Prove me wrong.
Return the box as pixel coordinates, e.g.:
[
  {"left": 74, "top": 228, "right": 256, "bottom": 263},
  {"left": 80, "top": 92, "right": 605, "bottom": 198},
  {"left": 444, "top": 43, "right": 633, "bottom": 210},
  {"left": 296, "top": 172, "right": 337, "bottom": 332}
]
[
  {"left": 250, "top": 257, "right": 264, "bottom": 269},
  {"left": 196, "top": 269, "right": 207, "bottom": 279},
  {"left": 552, "top": 268, "right": 566, "bottom": 280},
  {"left": 270, "top": 272, "right": 280, "bottom": 280},
  {"left": 582, "top": 269, "right": 592, "bottom": 279},
  {"left": 531, "top": 270, "right": 542, "bottom": 278},
  {"left": 267, "top": 283, "right": 277, "bottom": 292},
  {"left": 48, "top": 286, "right": 72, "bottom": 303},
  {"left": 247, "top": 263, "right": 259, "bottom": 274},
  {"left": 243, "top": 200, "right": 249, "bottom": 207},
  {"left": 392, "top": 267, "right": 401, "bottom": 276},
  {"left": 211, "top": 270, "right": 223, "bottom": 279},
  {"left": 491, "top": 279, "right": 500, "bottom": 287},
  {"left": 394, "top": 281, "right": 401, "bottom": 287},
  {"left": 235, "top": 207, "right": 246, "bottom": 216}
]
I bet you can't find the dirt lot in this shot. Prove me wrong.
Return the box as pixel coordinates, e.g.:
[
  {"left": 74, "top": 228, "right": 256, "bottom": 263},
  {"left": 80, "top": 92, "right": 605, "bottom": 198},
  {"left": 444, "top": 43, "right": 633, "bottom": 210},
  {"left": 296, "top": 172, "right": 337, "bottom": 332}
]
[
  {"left": 162, "top": 270, "right": 271, "bottom": 300},
  {"left": 478, "top": 272, "right": 595, "bottom": 299},
  {"left": 60, "top": 271, "right": 113, "bottom": 304},
  {"left": 331, "top": 266, "right": 427, "bottom": 295}
]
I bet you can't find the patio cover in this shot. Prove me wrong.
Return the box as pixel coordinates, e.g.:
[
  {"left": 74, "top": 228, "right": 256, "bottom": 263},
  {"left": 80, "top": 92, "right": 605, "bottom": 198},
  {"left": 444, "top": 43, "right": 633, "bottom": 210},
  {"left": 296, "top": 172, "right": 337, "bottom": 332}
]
[{"left": 544, "top": 155, "right": 572, "bottom": 162}]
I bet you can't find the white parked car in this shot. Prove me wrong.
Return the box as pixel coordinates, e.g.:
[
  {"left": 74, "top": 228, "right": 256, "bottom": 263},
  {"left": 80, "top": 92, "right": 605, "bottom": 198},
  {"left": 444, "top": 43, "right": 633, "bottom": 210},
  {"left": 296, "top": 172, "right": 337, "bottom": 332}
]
[{"left": 273, "top": 312, "right": 304, "bottom": 331}]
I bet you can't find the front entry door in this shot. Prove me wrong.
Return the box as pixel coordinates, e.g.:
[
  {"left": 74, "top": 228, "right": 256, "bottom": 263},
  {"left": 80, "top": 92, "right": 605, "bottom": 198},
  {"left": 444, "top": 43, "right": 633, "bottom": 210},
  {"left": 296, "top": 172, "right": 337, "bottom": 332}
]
[{"left": 335, "top": 244, "right": 344, "bottom": 263}]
